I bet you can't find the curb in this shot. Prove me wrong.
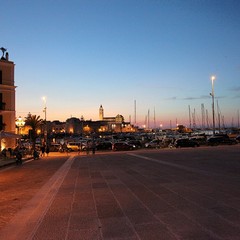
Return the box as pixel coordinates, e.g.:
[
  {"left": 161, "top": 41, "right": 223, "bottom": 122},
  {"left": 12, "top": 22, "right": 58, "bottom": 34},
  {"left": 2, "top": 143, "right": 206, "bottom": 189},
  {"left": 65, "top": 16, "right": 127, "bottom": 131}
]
[{"left": 0, "top": 157, "right": 33, "bottom": 168}]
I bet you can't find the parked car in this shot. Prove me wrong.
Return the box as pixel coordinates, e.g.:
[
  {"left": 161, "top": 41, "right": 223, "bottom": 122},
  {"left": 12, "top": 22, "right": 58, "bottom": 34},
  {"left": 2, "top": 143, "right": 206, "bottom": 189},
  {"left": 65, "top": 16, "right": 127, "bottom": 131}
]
[
  {"left": 127, "top": 140, "right": 143, "bottom": 149},
  {"left": 236, "top": 135, "right": 240, "bottom": 143},
  {"left": 145, "top": 139, "right": 162, "bottom": 148},
  {"left": 174, "top": 138, "right": 199, "bottom": 148},
  {"left": 49, "top": 143, "right": 61, "bottom": 152},
  {"left": 207, "top": 134, "right": 238, "bottom": 146},
  {"left": 112, "top": 142, "right": 135, "bottom": 151},
  {"left": 67, "top": 142, "right": 86, "bottom": 151},
  {"left": 95, "top": 141, "right": 112, "bottom": 150}
]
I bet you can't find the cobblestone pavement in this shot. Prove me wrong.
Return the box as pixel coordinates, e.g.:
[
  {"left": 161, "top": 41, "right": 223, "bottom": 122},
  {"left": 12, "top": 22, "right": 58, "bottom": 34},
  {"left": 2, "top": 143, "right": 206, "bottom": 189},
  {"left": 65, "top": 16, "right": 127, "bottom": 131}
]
[{"left": 0, "top": 146, "right": 240, "bottom": 240}]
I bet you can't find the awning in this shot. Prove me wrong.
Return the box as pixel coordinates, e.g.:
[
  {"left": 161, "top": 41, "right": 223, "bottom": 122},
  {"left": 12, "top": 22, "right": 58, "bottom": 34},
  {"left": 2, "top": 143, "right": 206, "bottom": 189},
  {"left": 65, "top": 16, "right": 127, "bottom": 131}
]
[{"left": 0, "top": 130, "right": 21, "bottom": 139}]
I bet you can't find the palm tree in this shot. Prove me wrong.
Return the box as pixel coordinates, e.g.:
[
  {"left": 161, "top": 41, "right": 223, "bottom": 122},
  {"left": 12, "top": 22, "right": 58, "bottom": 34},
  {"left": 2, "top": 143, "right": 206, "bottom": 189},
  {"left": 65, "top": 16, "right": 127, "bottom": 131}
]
[{"left": 24, "top": 114, "right": 43, "bottom": 150}]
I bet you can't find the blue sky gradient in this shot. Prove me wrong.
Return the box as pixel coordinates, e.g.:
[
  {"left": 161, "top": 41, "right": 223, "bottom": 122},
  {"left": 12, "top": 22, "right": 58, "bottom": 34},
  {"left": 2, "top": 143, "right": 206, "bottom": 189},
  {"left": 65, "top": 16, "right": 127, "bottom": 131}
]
[{"left": 1, "top": 0, "right": 240, "bottom": 128}]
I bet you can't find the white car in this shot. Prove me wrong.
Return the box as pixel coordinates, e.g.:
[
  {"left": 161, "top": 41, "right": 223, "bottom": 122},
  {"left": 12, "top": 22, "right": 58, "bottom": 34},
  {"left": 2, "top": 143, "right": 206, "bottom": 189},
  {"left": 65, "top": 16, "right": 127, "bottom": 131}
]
[
  {"left": 145, "top": 139, "right": 162, "bottom": 148},
  {"left": 67, "top": 142, "right": 81, "bottom": 151},
  {"left": 67, "top": 141, "right": 88, "bottom": 151}
]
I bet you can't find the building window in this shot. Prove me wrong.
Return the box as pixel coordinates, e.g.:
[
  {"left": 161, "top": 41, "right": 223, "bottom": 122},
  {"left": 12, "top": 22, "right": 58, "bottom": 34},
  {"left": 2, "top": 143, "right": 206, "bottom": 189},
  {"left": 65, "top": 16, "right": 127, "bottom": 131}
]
[
  {"left": 0, "top": 70, "right": 2, "bottom": 84},
  {"left": 0, "top": 115, "right": 3, "bottom": 130},
  {"left": 0, "top": 93, "right": 3, "bottom": 110}
]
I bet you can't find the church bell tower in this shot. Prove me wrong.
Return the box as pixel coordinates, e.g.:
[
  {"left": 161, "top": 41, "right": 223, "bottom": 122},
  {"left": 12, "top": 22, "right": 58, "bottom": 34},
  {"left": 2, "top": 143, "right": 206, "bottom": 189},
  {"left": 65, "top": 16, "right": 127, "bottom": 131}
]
[{"left": 99, "top": 105, "right": 104, "bottom": 120}]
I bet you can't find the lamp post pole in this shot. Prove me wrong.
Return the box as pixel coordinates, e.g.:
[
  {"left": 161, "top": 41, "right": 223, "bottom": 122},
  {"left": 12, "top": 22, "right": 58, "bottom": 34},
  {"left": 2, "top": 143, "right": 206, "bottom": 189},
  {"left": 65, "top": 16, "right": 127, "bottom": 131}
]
[
  {"left": 210, "top": 76, "right": 216, "bottom": 135},
  {"left": 15, "top": 116, "right": 25, "bottom": 147},
  {"left": 42, "top": 97, "right": 47, "bottom": 144}
]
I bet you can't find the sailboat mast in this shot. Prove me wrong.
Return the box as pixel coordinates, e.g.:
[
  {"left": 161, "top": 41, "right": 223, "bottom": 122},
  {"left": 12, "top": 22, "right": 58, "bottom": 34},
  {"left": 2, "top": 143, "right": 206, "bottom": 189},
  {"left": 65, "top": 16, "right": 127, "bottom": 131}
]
[{"left": 188, "top": 105, "right": 192, "bottom": 129}]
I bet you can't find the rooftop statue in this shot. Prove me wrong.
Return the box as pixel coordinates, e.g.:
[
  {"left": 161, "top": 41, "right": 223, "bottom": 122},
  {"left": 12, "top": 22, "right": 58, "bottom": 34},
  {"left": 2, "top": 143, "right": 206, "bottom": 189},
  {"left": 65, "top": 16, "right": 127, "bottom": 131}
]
[{"left": 0, "top": 47, "right": 7, "bottom": 60}]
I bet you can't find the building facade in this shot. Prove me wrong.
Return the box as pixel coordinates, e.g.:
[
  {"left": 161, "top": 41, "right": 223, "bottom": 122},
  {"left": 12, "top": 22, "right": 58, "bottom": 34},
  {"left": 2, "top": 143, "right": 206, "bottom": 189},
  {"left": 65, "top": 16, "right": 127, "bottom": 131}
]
[
  {"left": 98, "top": 105, "right": 127, "bottom": 132},
  {"left": 0, "top": 48, "right": 16, "bottom": 149}
]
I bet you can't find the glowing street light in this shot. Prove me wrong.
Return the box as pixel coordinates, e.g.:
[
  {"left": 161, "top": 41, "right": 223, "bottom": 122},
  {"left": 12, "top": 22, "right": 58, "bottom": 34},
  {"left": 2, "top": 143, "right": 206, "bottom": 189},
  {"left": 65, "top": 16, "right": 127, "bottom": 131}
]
[
  {"left": 210, "top": 76, "right": 216, "bottom": 135},
  {"left": 15, "top": 116, "right": 25, "bottom": 134}
]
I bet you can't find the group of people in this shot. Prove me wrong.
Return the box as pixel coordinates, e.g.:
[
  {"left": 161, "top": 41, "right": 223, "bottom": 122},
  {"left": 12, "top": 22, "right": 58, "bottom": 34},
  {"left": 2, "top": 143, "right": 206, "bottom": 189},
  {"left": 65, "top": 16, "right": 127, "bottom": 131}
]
[
  {"left": 1, "top": 146, "right": 22, "bottom": 159},
  {"left": 0, "top": 146, "right": 23, "bottom": 165},
  {"left": 40, "top": 144, "right": 50, "bottom": 157},
  {"left": 0, "top": 143, "right": 51, "bottom": 166},
  {"left": 79, "top": 140, "right": 96, "bottom": 155}
]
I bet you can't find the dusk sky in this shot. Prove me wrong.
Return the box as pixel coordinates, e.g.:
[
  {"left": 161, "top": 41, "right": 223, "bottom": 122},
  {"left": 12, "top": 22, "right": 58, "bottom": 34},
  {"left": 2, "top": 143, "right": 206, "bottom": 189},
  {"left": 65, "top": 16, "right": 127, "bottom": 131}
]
[{"left": 1, "top": 0, "right": 240, "bottom": 128}]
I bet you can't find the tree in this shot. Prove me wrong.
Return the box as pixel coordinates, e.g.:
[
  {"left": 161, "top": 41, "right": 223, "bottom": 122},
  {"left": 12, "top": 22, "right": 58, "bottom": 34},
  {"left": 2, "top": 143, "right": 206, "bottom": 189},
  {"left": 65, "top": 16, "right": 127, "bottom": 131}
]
[{"left": 24, "top": 114, "right": 43, "bottom": 150}]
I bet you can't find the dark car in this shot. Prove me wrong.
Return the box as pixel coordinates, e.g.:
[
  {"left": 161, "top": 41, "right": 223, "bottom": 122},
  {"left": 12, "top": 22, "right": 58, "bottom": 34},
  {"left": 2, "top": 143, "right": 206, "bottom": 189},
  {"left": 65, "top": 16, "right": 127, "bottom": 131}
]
[
  {"left": 174, "top": 138, "right": 199, "bottom": 148},
  {"left": 189, "top": 136, "right": 207, "bottom": 145},
  {"left": 236, "top": 135, "right": 240, "bottom": 143},
  {"left": 127, "top": 140, "right": 142, "bottom": 149},
  {"left": 112, "top": 142, "right": 135, "bottom": 151},
  {"left": 95, "top": 141, "right": 112, "bottom": 150},
  {"left": 207, "top": 134, "right": 237, "bottom": 146}
]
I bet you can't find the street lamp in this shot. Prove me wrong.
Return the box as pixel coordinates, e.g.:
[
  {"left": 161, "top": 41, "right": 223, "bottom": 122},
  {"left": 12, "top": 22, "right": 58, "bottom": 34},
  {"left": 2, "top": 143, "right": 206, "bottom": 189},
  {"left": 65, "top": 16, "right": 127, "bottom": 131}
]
[
  {"left": 42, "top": 96, "right": 47, "bottom": 121},
  {"left": 210, "top": 76, "right": 216, "bottom": 135},
  {"left": 42, "top": 96, "right": 47, "bottom": 143},
  {"left": 15, "top": 116, "right": 25, "bottom": 134}
]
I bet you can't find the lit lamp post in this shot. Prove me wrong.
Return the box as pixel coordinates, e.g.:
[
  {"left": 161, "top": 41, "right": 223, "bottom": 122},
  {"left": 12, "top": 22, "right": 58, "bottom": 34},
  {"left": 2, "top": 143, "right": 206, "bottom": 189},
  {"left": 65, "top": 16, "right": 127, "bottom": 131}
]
[
  {"left": 15, "top": 116, "right": 25, "bottom": 135},
  {"left": 15, "top": 116, "right": 25, "bottom": 147},
  {"left": 210, "top": 76, "right": 216, "bottom": 135},
  {"left": 42, "top": 96, "right": 47, "bottom": 144}
]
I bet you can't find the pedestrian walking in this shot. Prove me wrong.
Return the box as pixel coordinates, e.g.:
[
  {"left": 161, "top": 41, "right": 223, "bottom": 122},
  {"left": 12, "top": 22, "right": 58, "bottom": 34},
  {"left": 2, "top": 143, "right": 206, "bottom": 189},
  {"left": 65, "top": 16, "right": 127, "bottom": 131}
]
[
  {"left": 41, "top": 145, "right": 45, "bottom": 157},
  {"left": 16, "top": 150, "right": 22, "bottom": 165},
  {"left": 86, "top": 141, "right": 90, "bottom": 155},
  {"left": 33, "top": 150, "right": 39, "bottom": 159},
  {"left": 77, "top": 142, "right": 82, "bottom": 155}
]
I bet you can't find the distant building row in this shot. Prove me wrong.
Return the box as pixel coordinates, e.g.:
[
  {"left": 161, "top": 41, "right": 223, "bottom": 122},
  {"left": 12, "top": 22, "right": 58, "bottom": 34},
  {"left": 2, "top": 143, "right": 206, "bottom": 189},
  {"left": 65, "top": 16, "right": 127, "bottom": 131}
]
[
  {"left": 17, "top": 105, "right": 137, "bottom": 137},
  {"left": 16, "top": 105, "right": 137, "bottom": 138},
  {"left": 48, "top": 105, "right": 137, "bottom": 135}
]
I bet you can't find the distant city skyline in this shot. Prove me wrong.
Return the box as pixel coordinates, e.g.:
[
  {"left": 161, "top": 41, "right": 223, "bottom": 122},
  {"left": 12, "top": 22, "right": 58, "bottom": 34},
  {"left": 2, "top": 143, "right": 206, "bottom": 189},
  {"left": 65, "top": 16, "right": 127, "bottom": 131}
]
[{"left": 1, "top": 1, "right": 240, "bottom": 128}]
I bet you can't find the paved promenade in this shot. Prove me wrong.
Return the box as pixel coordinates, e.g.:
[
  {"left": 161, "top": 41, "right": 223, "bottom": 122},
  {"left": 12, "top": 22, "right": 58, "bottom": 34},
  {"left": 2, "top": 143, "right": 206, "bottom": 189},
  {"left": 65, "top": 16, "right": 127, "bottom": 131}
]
[
  {"left": 0, "top": 151, "right": 70, "bottom": 168},
  {"left": 1, "top": 146, "right": 240, "bottom": 239}
]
